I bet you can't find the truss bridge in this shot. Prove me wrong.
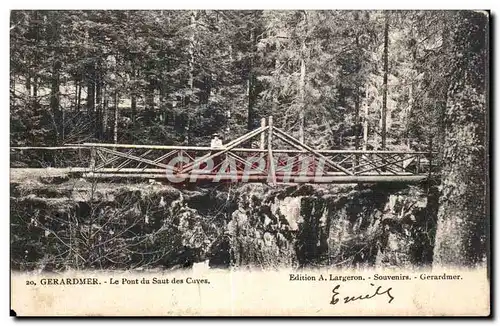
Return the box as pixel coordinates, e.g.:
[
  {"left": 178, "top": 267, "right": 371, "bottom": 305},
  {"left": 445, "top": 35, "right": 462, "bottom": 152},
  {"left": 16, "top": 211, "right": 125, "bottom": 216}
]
[{"left": 10, "top": 116, "right": 437, "bottom": 185}]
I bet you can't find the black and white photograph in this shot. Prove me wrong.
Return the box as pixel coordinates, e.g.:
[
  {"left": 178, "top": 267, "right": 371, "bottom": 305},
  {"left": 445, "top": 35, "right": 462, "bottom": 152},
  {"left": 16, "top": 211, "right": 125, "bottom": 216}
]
[{"left": 9, "top": 9, "right": 490, "bottom": 316}]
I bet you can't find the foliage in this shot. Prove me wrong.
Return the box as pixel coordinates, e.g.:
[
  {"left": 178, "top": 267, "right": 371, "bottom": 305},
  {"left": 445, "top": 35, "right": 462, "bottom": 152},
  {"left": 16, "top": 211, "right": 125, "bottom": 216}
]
[{"left": 10, "top": 10, "right": 484, "bottom": 151}]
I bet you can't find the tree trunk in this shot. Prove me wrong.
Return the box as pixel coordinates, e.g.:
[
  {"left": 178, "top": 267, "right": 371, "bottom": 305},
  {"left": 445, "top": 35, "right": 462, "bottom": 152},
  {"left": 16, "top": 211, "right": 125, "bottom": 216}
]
[
  {"left": 77, "top": 82, "right": 82, "bottom": 112},
  {"left": 33, "top": 76, "right": 38, "bottom": 98},
  {"left": 353, "top": 89, "right": 360, "bottom": 169},
  {"left": 363, "top": 88, "right": 369, "bottom": 151},
  {"left": 246, "top": 76, "right": 253, "bottom": 131},
  {"left": 381, "top": 12, "right": 389, "bottom": 149},
  {"left": 50, "top": 65, "right": 60, "bottom": 107},
  {"left": 61, "top": 107, "right": 65, "bottom": 142},
  {"left": 113, "top": 91, "right": 118, "bottom": 144},
  {"left": 130, "top": 67, "right": 137, "bottom": 126},
  {"left": 146, "top": 80, "right": 155, "bottom": 109},
  {"left": 247, "top": 27, "right": 255, "bottom": 132},
  {"left": 433, "top": 86, "right": 487, "bottom": 267},
  {"left": 102, "top": 86, "right": 109, "bottom": 140},
  {"left": 272, "top": 42, "right": 280, "bottom": 117},
  {"left": 354, "top": 90, "right": 360, "bottom": 150},
  {"left": 86, "top": 65, "right": 95, "bottom": 116},
  {"left": 185, "top": 10, "right": 196, "bottom": 145},
  {"left": 131, "top": 94, "right": 137, "bottom": 125},
  {"left": 406, "top": 86, "right": 413, "bottom": 148},
  {"left": 354, "top": 33, "right": 361, "bottom": 152},
  {"left": 96, "top": 72, "right": 104, "bottom": 140},
  {"left": 74, "top": 79, "right": 79, "bottom": 112},
  {"left": 31, "top": 11, "right": 39, "bottom": 101},
  {"left": 433, "top": 11, "right": 488, "bottom": 267},
  {"left": 25, "top": 74, "right": 31, "bottom": 97},
  {"left": 11, "top": 73, "right": 15, "bottom": 96},
  {"left": 145, "top": 79, "right": 155, "bottom": 123},
  {"left": 160, "top": 81, "right": 168, "bottom": 124},
  {"left": 50, "top": 60, "right": 61, "bottom": 143},
  {"left": 299, "top": 39, "right": 306, "bottom": 144}
]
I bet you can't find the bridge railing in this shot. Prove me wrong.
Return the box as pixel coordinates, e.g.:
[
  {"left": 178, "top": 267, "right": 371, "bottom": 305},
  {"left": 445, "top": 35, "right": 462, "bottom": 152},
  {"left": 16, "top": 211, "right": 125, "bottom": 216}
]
[
  {"left": 10, "top": 141, "right": 438, "bottom": 184},
  {"left": 51, "top": 143, "right": 437, "bottom": 180},
  {"left": 11, "top": 144, "right": 437, "bottom": 171}
]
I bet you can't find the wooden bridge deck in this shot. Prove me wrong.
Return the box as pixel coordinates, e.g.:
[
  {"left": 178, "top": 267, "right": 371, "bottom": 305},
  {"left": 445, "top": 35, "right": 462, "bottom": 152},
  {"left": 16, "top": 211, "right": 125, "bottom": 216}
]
[{"left": 9, "top": 168, "right": 429, "bottom": 184}]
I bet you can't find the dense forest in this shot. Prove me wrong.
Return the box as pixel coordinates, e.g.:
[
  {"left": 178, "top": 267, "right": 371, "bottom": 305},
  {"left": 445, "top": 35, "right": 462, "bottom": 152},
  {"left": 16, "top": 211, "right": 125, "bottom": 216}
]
[
  {"left": 10, "top": 10, "right": 489, "bottom": 270},
  {"left": 10, "top": 10, "right": 486, "bottom": 149}
]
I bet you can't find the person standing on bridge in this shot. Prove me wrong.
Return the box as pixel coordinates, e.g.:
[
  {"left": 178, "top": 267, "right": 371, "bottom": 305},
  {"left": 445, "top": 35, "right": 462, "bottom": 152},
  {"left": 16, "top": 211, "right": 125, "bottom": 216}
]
[
  {"left": 209, "top": 133, "right": 224, "bottom": 175},
  {"left": 210, "top": 133, "right": 223, "bottom": 148}
]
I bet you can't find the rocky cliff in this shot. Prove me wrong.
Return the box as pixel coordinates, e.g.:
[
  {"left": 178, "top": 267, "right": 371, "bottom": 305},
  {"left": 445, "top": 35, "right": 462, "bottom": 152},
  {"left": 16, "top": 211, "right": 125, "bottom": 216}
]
[{"left": 10, "top": 175, "right": 439, "bottom": 271}]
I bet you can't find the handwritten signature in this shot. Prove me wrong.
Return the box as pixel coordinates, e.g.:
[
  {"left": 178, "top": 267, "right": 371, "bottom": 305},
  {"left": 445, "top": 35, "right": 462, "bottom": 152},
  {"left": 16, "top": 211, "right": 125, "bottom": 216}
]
[{"left": 330, "top": 284, "right": 394, "bottom": 305}]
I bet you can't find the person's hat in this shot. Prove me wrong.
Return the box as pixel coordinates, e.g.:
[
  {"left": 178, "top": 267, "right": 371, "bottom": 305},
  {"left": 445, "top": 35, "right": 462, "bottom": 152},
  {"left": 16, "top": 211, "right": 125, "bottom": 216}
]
[{"left": 212, "top": 133, "right": 220, "bottom": 137}]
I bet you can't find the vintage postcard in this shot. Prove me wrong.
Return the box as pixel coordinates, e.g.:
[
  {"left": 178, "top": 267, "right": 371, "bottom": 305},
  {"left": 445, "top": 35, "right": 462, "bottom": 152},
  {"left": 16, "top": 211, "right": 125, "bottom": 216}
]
[{"left": 9, "top": 9, "right": 490, "bottom": 316}]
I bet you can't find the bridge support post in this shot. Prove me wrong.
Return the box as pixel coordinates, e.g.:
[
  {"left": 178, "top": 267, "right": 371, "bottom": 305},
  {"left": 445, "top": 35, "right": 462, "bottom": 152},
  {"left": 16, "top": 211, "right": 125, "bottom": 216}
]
[
  {"left": 260, "top": 118, "right": 266, "bottom": 150},
  {"left": 89, "top": 147, "right": 96, "bottom": 171},
  {"left": 267, "top": 116, "right": 277, "bottom": 185}
]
